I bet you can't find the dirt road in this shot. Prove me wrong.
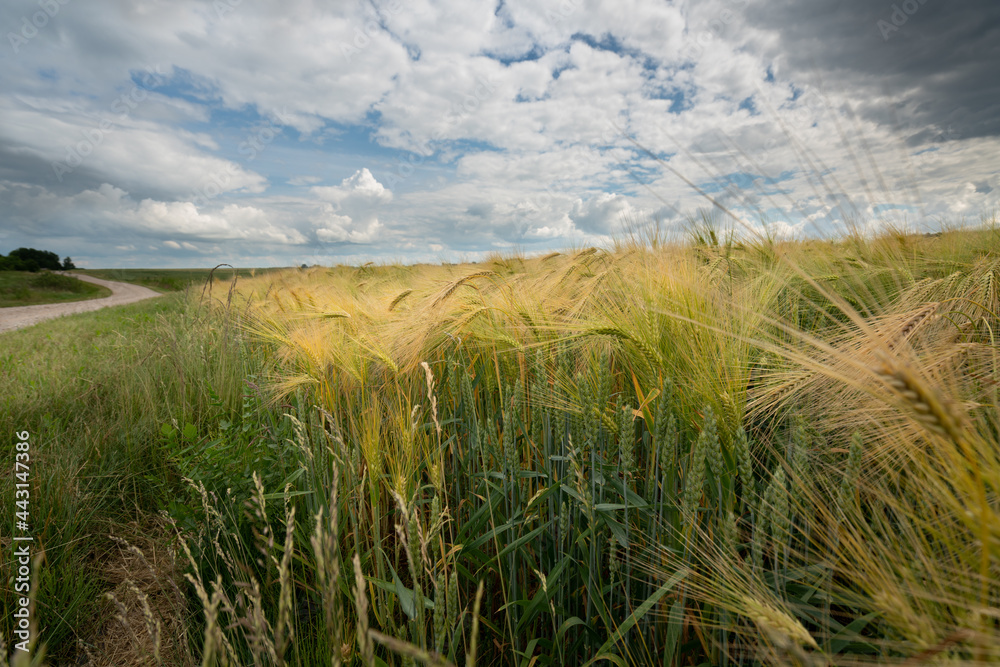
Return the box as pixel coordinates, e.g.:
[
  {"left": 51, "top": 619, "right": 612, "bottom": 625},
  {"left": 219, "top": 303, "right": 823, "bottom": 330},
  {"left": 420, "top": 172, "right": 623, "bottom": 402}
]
[{"left": 0, "top": 273, "right": 162, "bottom": 334}]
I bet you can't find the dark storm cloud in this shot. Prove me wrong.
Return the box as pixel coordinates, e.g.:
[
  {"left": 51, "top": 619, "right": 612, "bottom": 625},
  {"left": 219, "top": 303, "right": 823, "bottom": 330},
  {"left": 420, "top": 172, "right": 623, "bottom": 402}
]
[{"left": 743, "top": 0, "right": 1000, "bottom": 142}]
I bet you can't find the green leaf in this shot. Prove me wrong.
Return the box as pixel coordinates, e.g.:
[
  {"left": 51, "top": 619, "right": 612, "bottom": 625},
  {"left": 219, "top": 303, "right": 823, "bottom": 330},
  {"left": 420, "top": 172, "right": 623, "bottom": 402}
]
[
  {"left": 371, "top": 560, "right": 436, "bottom": 621},
  {"left": 495, "top": 524, "right": 548, "bottom": 561},
  {"left": 556, "top": 616, "right": 588, "bottom": 643},
  {"left": 581, "top": 653, "right": 629, "bottom": 667},
  {"left": 261, "top": 489, "right": 311, "bottom": 501},
  {"left": 516, "top": 637, "right": 542, "bottom": 666},
  {"left": 183, "top": 422, "right": 198, "bottom": 440},
  {"left": 463, "top": 517, "right": 524, "bottom": 552},
  {"left": 829, "top": 612, "right": 878, "bottom": 654},
  {"left": 594, "top": 503, "right": 627, "bottom": 511},
  {"left": 663, "top": 598, "right": 685, "bottom": 661},
  {"left": 282, "top": 466, "right": 306, "bottom": 487},
  {"left": 595, "top": 570, "right": 688, "bottom": 659},
  {"left": 604, "top": 515, "right": 629, "bottom": 547},
  {"left": 515, "top": 557, "right": 574, "bottom": 635}
]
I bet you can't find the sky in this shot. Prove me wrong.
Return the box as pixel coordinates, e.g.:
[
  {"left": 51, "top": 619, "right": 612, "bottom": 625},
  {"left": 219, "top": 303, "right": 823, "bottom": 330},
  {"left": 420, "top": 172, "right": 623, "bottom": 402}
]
[{"left": 0, "top": 0, "right": 997, "bottom": 268}]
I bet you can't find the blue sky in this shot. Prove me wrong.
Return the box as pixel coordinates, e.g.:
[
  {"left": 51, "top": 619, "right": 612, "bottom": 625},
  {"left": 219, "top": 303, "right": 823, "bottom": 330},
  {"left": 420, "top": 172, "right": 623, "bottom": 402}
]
[{"left": 1, "top": 0, "right": 997, "bottom": 267}]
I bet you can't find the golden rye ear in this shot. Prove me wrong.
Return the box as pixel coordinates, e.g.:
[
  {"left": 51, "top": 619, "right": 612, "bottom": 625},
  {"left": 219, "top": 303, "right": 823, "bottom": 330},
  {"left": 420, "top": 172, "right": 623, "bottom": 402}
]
[{"left": 179, "top": 218, "right": 1000, "bottom": 666}]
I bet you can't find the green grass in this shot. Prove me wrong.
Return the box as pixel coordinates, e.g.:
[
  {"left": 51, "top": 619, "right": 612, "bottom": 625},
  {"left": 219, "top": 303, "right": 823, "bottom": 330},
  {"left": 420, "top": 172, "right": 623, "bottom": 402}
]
[
  {"left": 0, "top": 292, "right": 266, "bottom": 664},
  {"left": 0, "top": 271, "right": 111, "bottom": 307}
]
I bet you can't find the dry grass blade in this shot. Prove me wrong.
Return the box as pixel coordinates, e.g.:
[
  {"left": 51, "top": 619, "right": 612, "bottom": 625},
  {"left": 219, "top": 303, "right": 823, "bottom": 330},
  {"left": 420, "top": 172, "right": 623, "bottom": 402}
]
[{"left": 368, "top": 631, "right": 456, "bottom": 667}]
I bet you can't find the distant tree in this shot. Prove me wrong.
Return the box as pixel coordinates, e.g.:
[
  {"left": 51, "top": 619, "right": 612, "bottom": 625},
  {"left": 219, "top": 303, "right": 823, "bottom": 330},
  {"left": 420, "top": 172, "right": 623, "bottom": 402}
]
[
  {"left": 0, "top": 256, "right": 38, "bottom": 272},
  {"left": 9, "top": 248, "right": 61, "bottom": 271},
  {"left": 0, "top": 254, "right": 27, "bottom": 271},
  {"left": 62, "top": 256, "right": 76, "bottom": 270}
]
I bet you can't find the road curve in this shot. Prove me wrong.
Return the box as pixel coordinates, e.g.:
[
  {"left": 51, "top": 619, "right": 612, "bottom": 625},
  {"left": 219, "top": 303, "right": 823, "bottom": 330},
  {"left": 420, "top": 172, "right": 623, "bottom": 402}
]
[{"left": 0, "top": 273, "right": 162, "bottom": 334}]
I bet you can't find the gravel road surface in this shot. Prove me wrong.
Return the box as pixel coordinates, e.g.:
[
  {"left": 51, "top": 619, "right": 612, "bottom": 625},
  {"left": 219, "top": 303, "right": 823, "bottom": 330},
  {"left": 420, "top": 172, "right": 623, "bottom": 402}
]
[{"left": 0, "top": 273, "right": 162, "bottom": 334}]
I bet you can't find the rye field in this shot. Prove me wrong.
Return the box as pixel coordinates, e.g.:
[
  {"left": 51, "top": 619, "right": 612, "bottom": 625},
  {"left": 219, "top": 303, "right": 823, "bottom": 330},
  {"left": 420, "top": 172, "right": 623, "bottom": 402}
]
[{"left": 2, "top": 222, "right": 999, "bottom": 666}]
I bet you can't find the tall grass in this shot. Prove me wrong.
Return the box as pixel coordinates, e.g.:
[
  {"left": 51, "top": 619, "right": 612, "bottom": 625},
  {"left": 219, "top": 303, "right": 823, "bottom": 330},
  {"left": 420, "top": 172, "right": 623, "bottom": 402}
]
[{"left": 0, "top": 286, "right": 261, "bottom": 664}]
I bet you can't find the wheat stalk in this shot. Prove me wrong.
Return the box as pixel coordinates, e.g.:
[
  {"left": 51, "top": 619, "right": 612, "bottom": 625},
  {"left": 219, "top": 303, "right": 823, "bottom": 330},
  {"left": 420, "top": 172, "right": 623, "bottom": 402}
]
[{"left": 353, "top": 555, "right": 375, "bottom": 667}]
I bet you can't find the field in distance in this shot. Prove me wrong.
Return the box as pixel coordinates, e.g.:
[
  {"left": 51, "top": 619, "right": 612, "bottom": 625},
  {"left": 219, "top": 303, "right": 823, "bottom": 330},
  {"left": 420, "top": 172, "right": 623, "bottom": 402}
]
[
  {"left": 79, "top": 266, "right": 284, "bottom": 293},
  {"left": 0, "top": 271, "right": 112, "bottom": 308}
]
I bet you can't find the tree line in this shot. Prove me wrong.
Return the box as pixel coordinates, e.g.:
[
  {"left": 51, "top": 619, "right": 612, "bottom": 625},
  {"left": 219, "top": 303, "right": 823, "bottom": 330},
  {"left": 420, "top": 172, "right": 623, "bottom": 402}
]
[{"left": 0, "top": 248, "right": 76, "bottom": 272}]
